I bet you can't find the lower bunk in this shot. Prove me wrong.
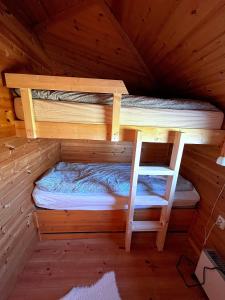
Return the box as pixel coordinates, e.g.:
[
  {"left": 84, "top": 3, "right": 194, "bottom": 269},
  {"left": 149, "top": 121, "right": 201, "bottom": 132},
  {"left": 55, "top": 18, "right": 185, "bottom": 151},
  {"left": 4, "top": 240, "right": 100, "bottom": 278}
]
[{"left": 32, "top": 161, "right": 199, "bottom": 240}]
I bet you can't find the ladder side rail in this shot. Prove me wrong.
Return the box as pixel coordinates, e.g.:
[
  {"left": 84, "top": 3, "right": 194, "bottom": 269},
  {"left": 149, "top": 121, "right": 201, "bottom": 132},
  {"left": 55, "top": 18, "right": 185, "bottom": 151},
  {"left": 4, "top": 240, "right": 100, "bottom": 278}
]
[
  {"left": 125, "top": 131, "right": 142, "bottom": 251},
  {"left": 156, "top": 132, "right": 185, "bottom": 250}
]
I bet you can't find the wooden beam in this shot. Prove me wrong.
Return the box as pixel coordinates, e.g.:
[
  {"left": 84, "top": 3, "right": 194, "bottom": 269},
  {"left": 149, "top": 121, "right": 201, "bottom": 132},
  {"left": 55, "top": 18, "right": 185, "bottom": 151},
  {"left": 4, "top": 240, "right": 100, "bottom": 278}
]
[
  {"left": 15, "top": 121, "right": 225, "bottom": 145},
  {"left": 5, "top": 73, "right": 128, "bottom": 94},
  {"left": 125, "top": 130, "right": 142, "bottom": 251},
  {"left": 20, "top": 88, "right": 36, "bottom": 138},
  {"left": 111, "top": 93, "right": 121, "bottom": 141}
]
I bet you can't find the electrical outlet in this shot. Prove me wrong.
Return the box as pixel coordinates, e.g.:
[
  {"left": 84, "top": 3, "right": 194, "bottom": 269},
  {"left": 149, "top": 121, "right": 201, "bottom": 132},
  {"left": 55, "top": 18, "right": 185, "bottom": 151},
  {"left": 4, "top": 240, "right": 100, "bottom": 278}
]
[{"left": 216, "top": 215, "right": 225, "bottom": 230}]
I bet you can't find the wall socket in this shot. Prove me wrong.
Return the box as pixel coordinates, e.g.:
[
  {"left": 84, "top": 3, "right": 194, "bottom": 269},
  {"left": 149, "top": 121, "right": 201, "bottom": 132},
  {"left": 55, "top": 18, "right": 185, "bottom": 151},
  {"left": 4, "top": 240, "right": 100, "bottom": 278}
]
[{"left": 216, "top": 215, "right": 225, "bottom": 230}]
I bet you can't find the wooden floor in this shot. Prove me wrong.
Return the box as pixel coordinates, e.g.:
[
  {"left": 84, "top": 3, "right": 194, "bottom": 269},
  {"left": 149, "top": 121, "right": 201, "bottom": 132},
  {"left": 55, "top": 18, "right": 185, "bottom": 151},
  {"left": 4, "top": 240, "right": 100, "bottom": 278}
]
[{"left": 9, "top": 233, "right": 206, "bottom": 300}]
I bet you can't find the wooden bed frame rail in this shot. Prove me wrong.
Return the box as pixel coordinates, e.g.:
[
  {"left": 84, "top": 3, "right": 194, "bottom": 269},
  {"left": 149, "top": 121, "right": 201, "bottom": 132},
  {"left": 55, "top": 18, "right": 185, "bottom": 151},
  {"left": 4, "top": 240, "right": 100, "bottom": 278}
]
[
  {"left": 5, "top": 73, "right": 128, "bottom": 141},
  {"left": 5, "top": 73, "right": 225, "bottom": 146}
]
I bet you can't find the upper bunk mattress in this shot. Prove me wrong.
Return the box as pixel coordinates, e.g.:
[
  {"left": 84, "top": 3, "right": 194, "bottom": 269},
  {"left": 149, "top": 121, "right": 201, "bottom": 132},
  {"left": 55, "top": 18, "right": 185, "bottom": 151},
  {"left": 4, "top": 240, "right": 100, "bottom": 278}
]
[
  {"left": 33, "top": 162, "right": 200, "bottom": 210},
  {"left": 14, "top": 89, "right": 219, "bottom": 110},
  {"left": 13, "top": 89, "right": 224, "bottom": 129}
]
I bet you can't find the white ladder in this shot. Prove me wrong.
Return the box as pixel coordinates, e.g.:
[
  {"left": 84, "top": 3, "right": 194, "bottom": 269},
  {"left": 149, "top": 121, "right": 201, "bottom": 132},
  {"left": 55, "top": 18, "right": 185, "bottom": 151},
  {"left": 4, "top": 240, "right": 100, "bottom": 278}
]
[{"left": 125, "top": 130, "right": 185, "bottom": 251}]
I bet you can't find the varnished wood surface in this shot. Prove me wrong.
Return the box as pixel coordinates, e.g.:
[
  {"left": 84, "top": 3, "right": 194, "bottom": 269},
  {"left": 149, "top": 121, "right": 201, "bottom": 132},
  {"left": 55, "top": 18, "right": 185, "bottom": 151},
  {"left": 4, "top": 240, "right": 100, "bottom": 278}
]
[
  {"left": 14, "top": 121, "right": 225, "bottom": 144},
  {"left": 0, "top": 137, "right": 60, "bottom": 300},
  {"left": 35, "top": 0, "right": 153, "bottom": 93},
  {"left": 61, "top": 139, "right": 171, "bottom": 164},
  {"left": 14, "top": 96, "right": 224, "bottom": 128},
  {"left": 35, "top": 207, "right": 196, "bottom": 239},
  {"left": 181, "top": 145, "right": 225, "bottom": 257},
  {"left": 0, "top": 2, "right": 51, "bottom": 75},
  {"left": 9, "top": 234, "right": 206, "bottom": 300},
  {"left": 5, "top": 73, "right": 128, "bottom": 94},
  {"left": 3, "top": 0, "right": 225, "bottom": 107},
  {"left": 0, "top": 86, "right": 15, "bottom": 137},
  {"left": 111, "top": 0, "right": 225, "bottom": 110}
]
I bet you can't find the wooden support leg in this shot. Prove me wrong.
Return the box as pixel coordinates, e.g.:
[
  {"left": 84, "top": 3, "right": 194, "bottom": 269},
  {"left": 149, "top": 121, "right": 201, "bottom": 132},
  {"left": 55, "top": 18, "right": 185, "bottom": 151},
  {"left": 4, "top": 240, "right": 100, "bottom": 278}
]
[
  {"left": 156, "top": 132, "right": 185, "bottom": 251},
  {"left": 125, "top": 131, "right": 142, "bottom": 251},
  {"left": 111, "top": 93, "right": 121, "bottom": 141},
  {"left": 20, "top": 88, "right": 36, "bottom": 138}
]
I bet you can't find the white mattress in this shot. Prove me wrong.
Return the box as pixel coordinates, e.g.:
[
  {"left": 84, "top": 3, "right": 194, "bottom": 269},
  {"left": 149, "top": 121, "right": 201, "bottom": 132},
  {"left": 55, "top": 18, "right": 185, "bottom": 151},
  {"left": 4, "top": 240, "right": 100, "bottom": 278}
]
[
  {"left": 32, "top": 162, "right": 200, "bottom": 210},
  {"left": 33, "top": 187, "right": 200, "bottom": 210}
]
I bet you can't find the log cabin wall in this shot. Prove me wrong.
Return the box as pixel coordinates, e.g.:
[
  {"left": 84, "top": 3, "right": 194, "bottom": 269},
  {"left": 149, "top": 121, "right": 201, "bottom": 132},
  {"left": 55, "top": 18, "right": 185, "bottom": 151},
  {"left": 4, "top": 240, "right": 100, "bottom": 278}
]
[
  {"left": 181, "top": 145, "right": 225, "bottom": 258},
  {"left": 0, "top": 137, "right": 60, "bottom": 300},
  {"left": 61, "top": 140, "right": 171, "bottom": 164}
]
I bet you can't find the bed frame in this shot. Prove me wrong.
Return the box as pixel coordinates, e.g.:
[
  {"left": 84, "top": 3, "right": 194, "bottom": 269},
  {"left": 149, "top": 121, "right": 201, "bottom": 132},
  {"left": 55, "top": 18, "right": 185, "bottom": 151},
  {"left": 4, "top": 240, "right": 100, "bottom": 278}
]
[
  {"left": 4, "top": 73, "right": 225, "bottom": 145},
  {"left": 4, "top": 73, "right": 225, "bottom": 251},
  {"left": 34, "top": 207, "right": 197, "bottom": 241}
]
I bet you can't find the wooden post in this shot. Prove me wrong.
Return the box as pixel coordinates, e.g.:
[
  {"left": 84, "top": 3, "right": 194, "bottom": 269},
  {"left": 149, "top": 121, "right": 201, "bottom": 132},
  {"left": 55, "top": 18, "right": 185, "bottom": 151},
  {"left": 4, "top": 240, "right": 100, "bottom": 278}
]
[
  {"left": 111, "top": 93, "right": 121, "bottom": 141},
  {"left": 125, "top": 130, "right": 142, "bottom": 251},
  {"left": 156, "top": 132, "right": 185, "bottom": 250},
  {"left": 216, "top": 141, "right": 225, "bottom": 166},
  {"left": 20, "top": 88, "right": 36, "bottom": 138}
]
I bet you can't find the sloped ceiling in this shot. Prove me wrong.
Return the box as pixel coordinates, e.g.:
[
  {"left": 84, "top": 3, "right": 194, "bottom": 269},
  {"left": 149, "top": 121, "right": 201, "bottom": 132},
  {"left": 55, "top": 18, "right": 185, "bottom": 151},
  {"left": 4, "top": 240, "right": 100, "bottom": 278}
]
[
  {"left": 1, "top": 0, "right": 225, "bottom": 109},
  {"left": 0, "top": 2, "right": 52, "bottom": 78}
]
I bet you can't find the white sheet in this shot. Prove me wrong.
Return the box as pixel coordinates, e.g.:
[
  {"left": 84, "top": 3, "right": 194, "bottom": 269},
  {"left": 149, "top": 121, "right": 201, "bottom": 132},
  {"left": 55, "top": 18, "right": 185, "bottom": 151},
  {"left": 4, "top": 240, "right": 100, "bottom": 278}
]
[
  {"left": 33, "top": 186, "right": 200, "bottom": 210},
  {"left": 33, "top": 162, "right": 200, "bottom": 210}
]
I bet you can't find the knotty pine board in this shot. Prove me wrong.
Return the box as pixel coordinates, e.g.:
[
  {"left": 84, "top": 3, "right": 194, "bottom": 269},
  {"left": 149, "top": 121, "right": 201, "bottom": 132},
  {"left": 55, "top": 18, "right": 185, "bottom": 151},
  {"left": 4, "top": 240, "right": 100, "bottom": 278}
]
[
  {"left": 61, "top": 139, "right": 171, "bottom": 164},
  {"left": 0, "top": 137, "right": 60, "bottom": 300},
  {"left": 0, "top": 86, "right": 15, "bottom": 138},
  {"left": 181, "top": 144, "right": 225, "bottom": 257},
  {"left": 36, "top": 208, "right": 196, "bottom": 239}
]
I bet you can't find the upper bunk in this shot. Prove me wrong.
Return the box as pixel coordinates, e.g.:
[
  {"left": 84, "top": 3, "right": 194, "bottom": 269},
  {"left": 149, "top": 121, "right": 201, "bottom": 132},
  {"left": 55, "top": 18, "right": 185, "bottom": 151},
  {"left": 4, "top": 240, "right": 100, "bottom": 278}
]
[{"left": 4, "top": 73, "right": 225, "bottom": 146}]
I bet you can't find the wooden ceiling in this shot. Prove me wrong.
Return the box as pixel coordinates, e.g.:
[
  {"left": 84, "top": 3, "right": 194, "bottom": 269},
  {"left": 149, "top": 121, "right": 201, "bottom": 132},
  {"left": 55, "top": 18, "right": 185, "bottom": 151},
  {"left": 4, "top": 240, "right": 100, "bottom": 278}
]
[{"left": 1, "top": 0, "right": 225, "bottom": 109}]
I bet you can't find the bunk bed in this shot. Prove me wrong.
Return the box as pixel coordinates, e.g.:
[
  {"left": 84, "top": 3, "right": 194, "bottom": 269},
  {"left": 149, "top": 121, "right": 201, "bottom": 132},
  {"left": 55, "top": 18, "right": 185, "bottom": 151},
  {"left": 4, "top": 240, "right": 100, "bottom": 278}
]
[{"left": 5, "top": 73, "right": 225, "bottom": 251}]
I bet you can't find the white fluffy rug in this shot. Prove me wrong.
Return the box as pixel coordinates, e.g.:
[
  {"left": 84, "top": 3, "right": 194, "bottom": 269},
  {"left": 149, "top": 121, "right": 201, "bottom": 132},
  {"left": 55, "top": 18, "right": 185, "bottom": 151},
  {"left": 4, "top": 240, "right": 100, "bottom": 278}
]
[{"left": 60, "top": 272, "right": 121, "bottom": 300}]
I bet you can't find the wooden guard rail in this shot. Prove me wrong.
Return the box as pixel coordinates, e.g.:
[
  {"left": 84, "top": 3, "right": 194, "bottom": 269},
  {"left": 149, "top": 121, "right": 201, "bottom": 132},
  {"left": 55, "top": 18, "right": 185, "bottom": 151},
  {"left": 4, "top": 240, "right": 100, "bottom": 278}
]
[{"left": 5, "top": 73, "right": 129, "bottom": 141}]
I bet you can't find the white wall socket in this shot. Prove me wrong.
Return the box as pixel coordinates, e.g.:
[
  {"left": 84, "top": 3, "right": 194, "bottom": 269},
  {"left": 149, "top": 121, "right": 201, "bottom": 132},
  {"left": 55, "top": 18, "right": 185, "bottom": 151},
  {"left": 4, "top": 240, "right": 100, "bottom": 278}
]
[{"left": 216, "top": 215, "right": 225, "bottom": 230}]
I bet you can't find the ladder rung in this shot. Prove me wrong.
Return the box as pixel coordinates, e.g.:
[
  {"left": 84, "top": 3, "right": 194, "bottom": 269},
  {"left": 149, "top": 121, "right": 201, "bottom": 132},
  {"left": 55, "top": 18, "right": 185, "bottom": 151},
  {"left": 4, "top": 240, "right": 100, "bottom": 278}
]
[
  {"left": 132, "top": 221, "right": 163, "bottom": 232},
  {"left": 135, "top": 195, "right": 168, "bottom": 206},
  {"left": 139, "top": 166, "right": 174, "bottom": 176}
]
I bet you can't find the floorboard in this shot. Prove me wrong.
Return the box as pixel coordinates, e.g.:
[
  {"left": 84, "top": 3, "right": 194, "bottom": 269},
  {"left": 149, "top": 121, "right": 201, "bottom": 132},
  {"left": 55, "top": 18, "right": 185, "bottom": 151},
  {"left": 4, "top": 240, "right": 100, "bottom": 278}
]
[{"left": 9, "top": 233, "right": 206, "bottom": 300}]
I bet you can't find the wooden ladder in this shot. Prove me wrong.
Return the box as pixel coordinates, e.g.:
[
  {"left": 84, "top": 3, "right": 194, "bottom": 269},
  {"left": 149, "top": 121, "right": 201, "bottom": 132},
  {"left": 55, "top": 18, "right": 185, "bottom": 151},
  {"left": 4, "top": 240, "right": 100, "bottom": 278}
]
[{"left": 125, "top": 130, "right": 185, "bottom": 251}]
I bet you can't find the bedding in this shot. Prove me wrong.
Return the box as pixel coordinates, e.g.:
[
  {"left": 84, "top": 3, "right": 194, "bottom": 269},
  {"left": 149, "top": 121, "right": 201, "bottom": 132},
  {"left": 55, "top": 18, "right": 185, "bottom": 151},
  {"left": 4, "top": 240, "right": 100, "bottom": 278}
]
[
  {"left": 33, "top": 162, "right": 200, "bottom": 210},
  {"left": 14, "top": 89, "right": 219, "bottom": 111}
]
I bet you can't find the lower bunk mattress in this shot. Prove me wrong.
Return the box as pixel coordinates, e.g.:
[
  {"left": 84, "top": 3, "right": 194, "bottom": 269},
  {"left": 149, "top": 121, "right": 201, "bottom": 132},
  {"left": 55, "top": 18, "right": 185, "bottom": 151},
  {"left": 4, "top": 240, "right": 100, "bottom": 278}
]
[{"left": 33, "top": 162, "right": 200, "bottom": 210}]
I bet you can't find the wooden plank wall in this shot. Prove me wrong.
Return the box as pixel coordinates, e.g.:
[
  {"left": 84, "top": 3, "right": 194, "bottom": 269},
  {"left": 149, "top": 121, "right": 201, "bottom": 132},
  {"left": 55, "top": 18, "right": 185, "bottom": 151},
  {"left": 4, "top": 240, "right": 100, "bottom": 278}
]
[
  {"left": 0, "top": 85, "right": 15, "bottom": 138},
  {"left": 181, "top": 145, "right": 225, "bottom": 258},
  {"left": 3, "top": 0, "right": 225, "bottom": 108},
  {"left": 61, "top": 140, "right": 171, "bottom": 164},
  {"left": 0, "top": 137, "right": 60, "bottom": 300},
  {"left": 112, "top": 0, "right": 225, "bottom": 110}
]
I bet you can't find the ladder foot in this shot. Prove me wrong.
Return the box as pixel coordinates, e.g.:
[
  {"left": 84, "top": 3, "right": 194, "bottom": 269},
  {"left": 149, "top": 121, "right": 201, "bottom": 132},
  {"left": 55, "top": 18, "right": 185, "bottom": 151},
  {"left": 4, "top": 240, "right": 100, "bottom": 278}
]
[{"left": 125, "top": 230, "right": 132, "bottom": 252}]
